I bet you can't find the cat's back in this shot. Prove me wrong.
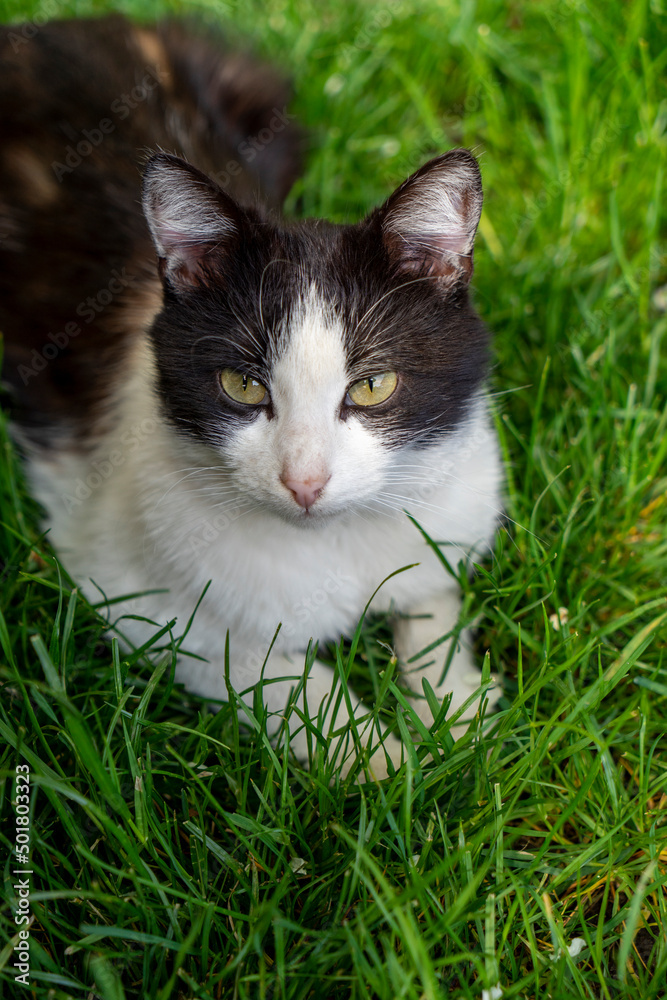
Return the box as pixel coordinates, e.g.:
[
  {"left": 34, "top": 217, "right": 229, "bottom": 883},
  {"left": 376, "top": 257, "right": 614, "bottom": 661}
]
[
  {"left": 0, "top": 15, "right": 301, "bottom": 207},
  {"left": 0, "top": 14, "right": 301, "bottom": 441}
]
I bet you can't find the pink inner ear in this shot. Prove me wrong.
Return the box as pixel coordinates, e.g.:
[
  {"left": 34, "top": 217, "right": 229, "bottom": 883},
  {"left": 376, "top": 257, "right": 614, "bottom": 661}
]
[
  {"left": 385, "top": 230, "right": 473, "bottom": 281},
  {"left": 158, "top": 225, "right": 221, "bottom": 253},
  {"left": 156, "top": 225, "right": 228, "bottom": 290},
  {"left": 380, "top": 152, "right": 482, "bottom": 284},
  {"left": 426, "top": 232, "right": 472, "bottom": 255}
]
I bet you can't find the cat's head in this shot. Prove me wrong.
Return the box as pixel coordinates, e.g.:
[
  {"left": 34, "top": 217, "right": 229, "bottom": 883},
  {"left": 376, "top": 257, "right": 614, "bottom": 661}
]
[{"left": 142, "top": 149, "right": 489, "bottom": 524}]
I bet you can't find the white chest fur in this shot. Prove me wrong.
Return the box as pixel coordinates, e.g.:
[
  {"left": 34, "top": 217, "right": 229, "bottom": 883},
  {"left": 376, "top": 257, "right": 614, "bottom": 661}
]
[{"left": 25, "top": 331, "right": 501, "bottom": 697}]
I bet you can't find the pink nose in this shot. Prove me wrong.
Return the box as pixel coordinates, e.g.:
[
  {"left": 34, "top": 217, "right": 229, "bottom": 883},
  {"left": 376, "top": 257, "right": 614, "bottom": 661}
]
[{"left": 281, "top": 474, "right": 330, "bottom": 510}]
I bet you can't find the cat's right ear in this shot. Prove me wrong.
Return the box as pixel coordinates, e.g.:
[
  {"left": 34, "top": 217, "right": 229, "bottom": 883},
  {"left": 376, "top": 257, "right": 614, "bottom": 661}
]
[
  {"left": 376, "top": 148, "right": 483, "bottom": 285},
  {"left": 142, "top": 153, "right": 242, "bottom": 293}
]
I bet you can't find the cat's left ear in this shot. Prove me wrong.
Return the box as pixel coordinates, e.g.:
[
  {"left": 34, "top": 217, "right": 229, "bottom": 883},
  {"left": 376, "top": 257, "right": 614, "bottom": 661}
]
[
  {"left": 142, "top": 153, "right": 243, "bottom": 292},
  {"left": 377, "top": 149, "right": 483, "bottom": 284}
]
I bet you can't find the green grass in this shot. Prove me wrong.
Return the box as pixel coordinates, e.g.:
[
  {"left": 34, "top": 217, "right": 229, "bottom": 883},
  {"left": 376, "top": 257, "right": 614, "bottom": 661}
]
[{"left": 1, "top": 0, "right": 667, "bottom": 996}]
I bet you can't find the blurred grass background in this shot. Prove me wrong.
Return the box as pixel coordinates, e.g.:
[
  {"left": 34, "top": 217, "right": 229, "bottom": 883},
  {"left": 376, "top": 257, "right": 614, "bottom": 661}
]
[{"left": 0, "top": 0, "right": 666, "bottom": 997}]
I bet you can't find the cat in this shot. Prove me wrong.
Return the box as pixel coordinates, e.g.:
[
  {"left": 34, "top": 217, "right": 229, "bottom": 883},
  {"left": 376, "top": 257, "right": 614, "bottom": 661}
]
[{"left": 0, "top": 14, "right": 502, "bottom": 776}]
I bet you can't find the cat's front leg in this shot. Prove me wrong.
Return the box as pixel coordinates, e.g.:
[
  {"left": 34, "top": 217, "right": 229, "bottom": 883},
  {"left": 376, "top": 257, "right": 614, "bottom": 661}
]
[
  {"left": 236, "top": 652, "right": 404, "bottom": 779},
  {"left": 393, "top": 591, "right": 486, "bottom": 730}
]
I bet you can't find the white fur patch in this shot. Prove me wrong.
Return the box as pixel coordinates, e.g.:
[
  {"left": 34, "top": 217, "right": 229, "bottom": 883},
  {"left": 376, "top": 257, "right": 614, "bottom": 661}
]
[
  {"left": 22, "top": 290, "right": 502, "bottom": 751},
  {"left": 221, "top": 286, "right": 392, "bottom": 522}
]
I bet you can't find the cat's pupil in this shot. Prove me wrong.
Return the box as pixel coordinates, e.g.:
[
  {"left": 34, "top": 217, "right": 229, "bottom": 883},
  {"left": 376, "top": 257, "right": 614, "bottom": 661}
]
[{"left": 368, "top": 377, "right": 375, "bottom": 392}]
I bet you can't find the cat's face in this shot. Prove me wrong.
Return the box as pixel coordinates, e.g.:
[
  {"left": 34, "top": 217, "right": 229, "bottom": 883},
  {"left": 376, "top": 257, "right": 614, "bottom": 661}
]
[{"left": 143, "top": 151, "right": 489, "bottom": 524}]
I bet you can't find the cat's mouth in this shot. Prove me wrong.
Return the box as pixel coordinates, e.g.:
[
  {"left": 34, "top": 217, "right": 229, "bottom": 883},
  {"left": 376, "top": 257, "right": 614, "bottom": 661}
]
[
  {"left": 275, "top": 490, "right": 341, "bottom": 528},
  {"left": 280, "top": 496, "right": 334, "bottom": 526}
]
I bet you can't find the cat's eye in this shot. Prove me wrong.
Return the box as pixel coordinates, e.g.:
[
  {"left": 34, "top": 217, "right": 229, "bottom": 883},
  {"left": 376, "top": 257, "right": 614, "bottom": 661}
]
[
  {"left": 220, "top": 369, "right": 267, "bottom": 405},
  {"left": 347, "top": 371, "right": 398, "bottom": 407}
]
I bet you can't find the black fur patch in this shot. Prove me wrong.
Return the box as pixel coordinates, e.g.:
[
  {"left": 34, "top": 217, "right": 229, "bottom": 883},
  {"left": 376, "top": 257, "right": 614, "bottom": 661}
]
[
  {"left": 0, "top": 14, "right": 489, "bottom": 455},
  {"left": 0, "top": 15, "right": 302, "bottom": 444},
  {"left": 148, "top": 191, "right": 490, "bottom": 451}
]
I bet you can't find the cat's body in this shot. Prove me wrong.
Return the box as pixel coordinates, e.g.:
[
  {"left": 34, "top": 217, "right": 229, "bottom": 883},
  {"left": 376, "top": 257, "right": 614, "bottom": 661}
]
[{"left": 1, "top": 15, "right": 502, "bottom": 774}]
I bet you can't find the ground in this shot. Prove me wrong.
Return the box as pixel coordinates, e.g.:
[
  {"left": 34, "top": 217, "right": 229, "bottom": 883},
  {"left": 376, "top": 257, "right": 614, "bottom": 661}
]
[{"left": 0, "top": 0, "right": 666, "bottom": 997}]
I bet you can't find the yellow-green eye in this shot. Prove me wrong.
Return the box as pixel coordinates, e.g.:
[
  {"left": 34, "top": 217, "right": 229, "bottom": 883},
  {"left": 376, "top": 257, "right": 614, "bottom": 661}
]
[
  {"left": 220, "top": 369, "right": 267, "bottom": 405},
  {"left": 347, "top": 371, "right": 398, "bottom": 407}
]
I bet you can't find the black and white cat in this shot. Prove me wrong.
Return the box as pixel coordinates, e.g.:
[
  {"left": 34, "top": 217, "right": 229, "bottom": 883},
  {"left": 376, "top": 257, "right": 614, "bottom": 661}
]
[{"left": 1, "top": 15, "right": 502, "bottom": 774}]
